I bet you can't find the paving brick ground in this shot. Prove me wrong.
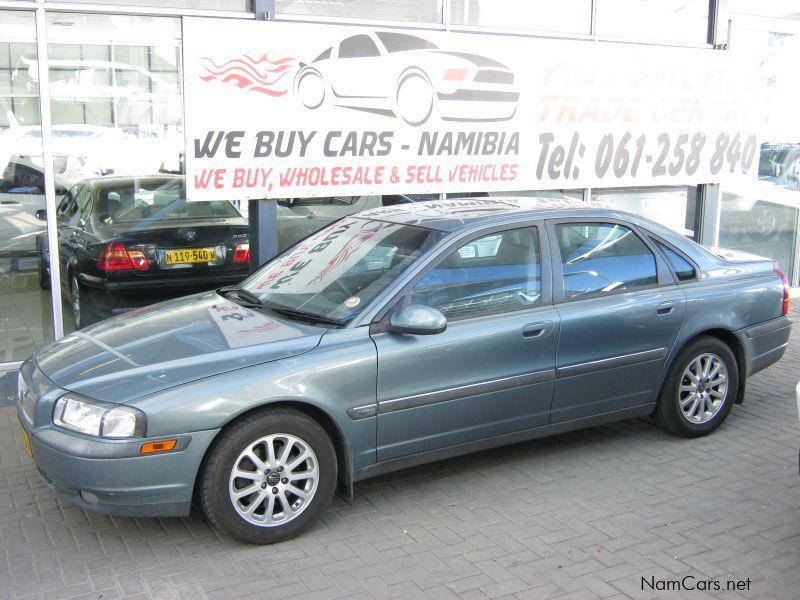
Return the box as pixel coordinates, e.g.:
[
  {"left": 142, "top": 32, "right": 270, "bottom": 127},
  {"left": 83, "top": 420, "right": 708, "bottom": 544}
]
[{"left": 1, "top": 310, "right": 799, "bottom": 599}]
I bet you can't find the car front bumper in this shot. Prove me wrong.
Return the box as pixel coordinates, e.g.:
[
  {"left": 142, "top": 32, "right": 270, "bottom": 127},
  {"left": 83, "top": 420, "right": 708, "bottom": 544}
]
[{"left": 19, "top": 416, "right": 219, "bottom": 518}]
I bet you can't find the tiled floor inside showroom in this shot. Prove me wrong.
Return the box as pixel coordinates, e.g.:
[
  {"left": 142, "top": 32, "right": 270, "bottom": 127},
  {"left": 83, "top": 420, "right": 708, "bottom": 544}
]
[{"left": 0, "top": 312, "right": 798, "bottom": 599}]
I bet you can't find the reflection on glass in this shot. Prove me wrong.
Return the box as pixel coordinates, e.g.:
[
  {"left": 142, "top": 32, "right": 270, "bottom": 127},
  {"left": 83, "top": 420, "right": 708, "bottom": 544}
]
[
  {"left": 450, "top": 0, "right": 591, "bottom": 34},
  {"left": 719, "top": 145, "right": 800, "bottom": 278},
  {"left": 595, "top": 0, "right": 710, "bottom": 44},
  {"left": 277, "top": 0, "right": 443, "bottom": 23},
  {"left": 45, "top": 14, "right": 183, "bottom": 181},
  {"left": 590, "top": 187, "right": 699, "bottom": 240},
  {"left": 53, "top": 176, "right": 250, "bottom": 331},
  {"left": 53, "top": 0, "right": 251, "bottom": 9},
  {"left": 40, "top": 14, "right": 187, "bottom": 332},
  {"left": 0, "top": 11, "right": 55, "bottom": 361},
  {"left": 489, "top": 189, "right": 584, "bottom": 201}
]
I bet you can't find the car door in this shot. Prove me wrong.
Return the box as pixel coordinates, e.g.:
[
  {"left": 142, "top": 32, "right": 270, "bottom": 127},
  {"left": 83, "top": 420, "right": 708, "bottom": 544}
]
[
  {"left": 547, "top": 219, "right": 687, "bottom": 423},
  {"left": 371, "top": 223, "right": 560, "bottom": 461}
]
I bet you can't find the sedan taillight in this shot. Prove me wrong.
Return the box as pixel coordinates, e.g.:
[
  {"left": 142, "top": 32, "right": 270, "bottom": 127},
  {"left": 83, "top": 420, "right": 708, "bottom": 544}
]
[
  {"left": 233, "top": 242, "right": 250, "bottom": 264},
  {"left": 98, "top": 242, "right": 149, "bottom": 271},
  {"left": 773, "top": 261, "right": 790, "bottom": 316}
]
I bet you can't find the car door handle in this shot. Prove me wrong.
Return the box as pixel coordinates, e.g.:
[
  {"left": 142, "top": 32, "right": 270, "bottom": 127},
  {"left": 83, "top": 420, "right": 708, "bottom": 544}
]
[
  {"left": 522, "top": 321, "right": 550, "bottom": 339},
  {"left": 656, "top": 301, "right": 675, "bottom": 316}
]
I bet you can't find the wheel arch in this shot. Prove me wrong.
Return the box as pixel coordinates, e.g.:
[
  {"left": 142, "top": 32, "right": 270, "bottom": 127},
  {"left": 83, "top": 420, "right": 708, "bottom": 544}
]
[
  {"left": 193, "top": 398, "right": 353, "bottom": 506},
  {"left": 666, "top": 328, "right": 746, "bottom": 405}
]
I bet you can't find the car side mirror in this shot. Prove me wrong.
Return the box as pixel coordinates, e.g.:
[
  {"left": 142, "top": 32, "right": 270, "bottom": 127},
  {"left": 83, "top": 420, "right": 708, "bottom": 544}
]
[
  {"left": 387, "top": 304, "right": 447, "bottom": 335},
  {"left": 35, "top": 209, "right": 47, "bottom": 221}
]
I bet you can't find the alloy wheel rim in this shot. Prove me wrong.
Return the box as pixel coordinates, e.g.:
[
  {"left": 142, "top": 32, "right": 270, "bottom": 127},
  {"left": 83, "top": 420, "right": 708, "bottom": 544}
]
[
  {"left": 678, "top": 353, "right": 728, "bottom": 424},
  {"left": 228, "top": 433, "right": 319, "bottom": 527},
  {"left": 756, "top": 209, "right": 776, "bottom": 235}
]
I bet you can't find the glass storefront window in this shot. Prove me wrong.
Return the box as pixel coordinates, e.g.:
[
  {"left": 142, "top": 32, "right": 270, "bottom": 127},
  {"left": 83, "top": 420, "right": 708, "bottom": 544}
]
[
  {"left": 50, "top": 1, "right": 252, "bottom": 10},
  {"left": 590, "top": 187, "right": 700, "bottom": 240},
  {"left": 44, "top": 14, "right": 189, "bottom": 332},
  {"left": 718, "top": 21, "right": 800, "bottom": 283},
  {"left": 595, "top": 0, "right": 710, "bottom": 44},
  {"left": 489, "top": 189, "right": 584, "bottom": 201},
  {"left": 276, "top": 0, "right": 443, "bottom": 23},
  {"left": 449, "top": 0, "right": 591, "bottom": 35},
  {"left": 719, "top": 144, "right": 800, "bottom": 278},
  {"left": 0, "top": 11, "right": 56, "bottom": 361}
]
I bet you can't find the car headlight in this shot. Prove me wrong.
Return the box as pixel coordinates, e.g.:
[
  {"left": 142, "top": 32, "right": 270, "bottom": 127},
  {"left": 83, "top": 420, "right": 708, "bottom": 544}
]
[{"left": 53, "top": 394, "right": 146, "bottom": 439}]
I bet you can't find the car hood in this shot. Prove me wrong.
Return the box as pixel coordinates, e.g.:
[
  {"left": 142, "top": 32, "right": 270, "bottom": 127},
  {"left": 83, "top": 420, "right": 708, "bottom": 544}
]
[{"left": 34, "top": 291, "right": 325, "bottom": 403}]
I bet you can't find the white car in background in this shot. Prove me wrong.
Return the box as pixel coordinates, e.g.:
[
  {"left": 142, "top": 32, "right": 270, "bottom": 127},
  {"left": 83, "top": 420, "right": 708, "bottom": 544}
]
[{"left": 0, "top": 158, "right": 70, "bottom": 257}]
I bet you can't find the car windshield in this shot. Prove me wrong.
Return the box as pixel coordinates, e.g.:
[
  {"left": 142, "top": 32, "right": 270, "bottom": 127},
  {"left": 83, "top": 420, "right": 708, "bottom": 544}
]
[
  {"left": 103, "top": 180, "right": 240, "bottom": 223},
  {"left": 240, "top": 216, "right": 446, "bottom": 325}
]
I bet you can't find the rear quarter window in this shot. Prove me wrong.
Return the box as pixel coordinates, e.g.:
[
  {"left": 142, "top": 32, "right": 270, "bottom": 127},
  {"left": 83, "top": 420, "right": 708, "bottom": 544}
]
[{"left": 653, "top": 239, "right": 698, "bottom": 281}]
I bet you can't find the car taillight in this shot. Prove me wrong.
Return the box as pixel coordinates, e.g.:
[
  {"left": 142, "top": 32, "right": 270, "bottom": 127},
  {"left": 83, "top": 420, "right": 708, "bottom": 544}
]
[
  {"left": 98, "top": 242, "right": 149, "bottom": 271},
  {"left": 233, "top": 242, "right": 250, "bottom": 264},
  {"left": 444, "top": 68, "right": 467, "bottom": 81},
  {"left": 773, "top": 261, "right": 790, "bottom": 316}
]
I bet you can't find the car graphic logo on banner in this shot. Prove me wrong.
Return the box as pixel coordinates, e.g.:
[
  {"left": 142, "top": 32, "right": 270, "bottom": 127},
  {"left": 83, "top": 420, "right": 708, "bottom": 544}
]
[
  {"left": 199, "top": 31, "right": 520, "bottom": 127},
  {"left": 292, "top": 31, "right": 519, "bottom": 126}
]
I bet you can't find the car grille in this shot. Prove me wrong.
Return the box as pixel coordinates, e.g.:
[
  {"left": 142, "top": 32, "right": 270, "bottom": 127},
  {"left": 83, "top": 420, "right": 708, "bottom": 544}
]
[
  {"left": 474, "top": 70, "right": 514, "bottom": 85},
  {"left": 18, "top": 373, "right": 35, "bottom": 425}
]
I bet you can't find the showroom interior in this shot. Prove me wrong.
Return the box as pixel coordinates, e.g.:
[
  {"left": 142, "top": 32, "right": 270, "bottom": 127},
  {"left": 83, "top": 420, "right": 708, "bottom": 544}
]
[{"left": 0, "top": 0, "right": 798, "bottom": 402}]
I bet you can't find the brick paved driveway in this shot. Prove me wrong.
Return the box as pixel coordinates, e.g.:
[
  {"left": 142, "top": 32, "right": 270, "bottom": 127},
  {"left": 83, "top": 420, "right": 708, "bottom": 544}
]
[{"left": 1, "top": 311, "right": 799, "bottom": 600}]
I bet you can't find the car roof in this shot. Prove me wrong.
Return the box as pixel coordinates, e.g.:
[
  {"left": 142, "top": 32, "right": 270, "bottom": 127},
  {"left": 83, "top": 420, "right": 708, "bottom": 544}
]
[{"left": 355, "top": 196, "right": 629, "bottom": 232}]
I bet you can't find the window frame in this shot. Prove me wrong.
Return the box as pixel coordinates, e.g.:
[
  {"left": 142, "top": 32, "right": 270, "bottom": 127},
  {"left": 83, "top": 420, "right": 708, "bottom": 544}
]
[
  {"left": 647, "top": 234, "right": 701, "bottom": 284},
  {"left": 546, "top": 217, "right": 674, "bottom": 304},
  {"left": 369, "top": 219, "right": 552, "bottom": 330}
]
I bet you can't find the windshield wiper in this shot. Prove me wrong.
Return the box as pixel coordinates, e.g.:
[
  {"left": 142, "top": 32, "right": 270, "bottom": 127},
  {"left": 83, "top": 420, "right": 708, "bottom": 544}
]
[
  {"left": 265, "top": 306, "right": 343, "bottom": 326},
  {"left": 217, "top": 286, "right": 264, "bottom": 306}
]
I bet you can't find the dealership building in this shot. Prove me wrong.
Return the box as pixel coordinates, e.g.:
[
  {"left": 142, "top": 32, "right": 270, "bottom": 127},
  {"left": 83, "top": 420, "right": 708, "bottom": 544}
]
[{"left": 0, "top": 0, "right": 798, "bottom": 397}]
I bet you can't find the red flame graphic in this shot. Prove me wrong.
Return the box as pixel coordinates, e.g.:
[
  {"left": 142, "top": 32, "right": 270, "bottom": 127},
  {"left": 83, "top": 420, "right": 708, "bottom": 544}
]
[
  {"left": 199, "top": 53, "right": 296, "bottom": 97},
  {"left": 237, "top": 321, "right": 282, "bottom": 338}
]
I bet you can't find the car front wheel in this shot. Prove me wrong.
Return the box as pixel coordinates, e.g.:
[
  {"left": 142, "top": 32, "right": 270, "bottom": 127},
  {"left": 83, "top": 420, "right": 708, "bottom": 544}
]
[
  {"left": 199, "top": 407, "right": 337, "bottom": 544},
  {"left": 654, "top": 336, "right": 739, "bottom": 437}
]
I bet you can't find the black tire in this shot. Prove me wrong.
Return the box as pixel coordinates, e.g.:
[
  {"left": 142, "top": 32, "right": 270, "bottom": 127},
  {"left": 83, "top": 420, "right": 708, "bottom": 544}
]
[
  {"left": 654, "top": 336, "right": 739, "bottom": 437},
  {"left": 37, "top": 248, "right": 49, "bottom": 290},
  {"left": 70, "top": 273, "right": 99, "bottom": 329},
  {"left": 199, "top": 407, "right": 337, "bottom": 544}
]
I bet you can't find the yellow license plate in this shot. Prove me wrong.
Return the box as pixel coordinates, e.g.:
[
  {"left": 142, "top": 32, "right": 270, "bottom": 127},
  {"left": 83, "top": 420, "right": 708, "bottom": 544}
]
[
  {"left": 18, "top": 418, "right": 32, "bottom": 459},
  {"left": 165, "top": 248, "right": 215, "bottom": 265}
]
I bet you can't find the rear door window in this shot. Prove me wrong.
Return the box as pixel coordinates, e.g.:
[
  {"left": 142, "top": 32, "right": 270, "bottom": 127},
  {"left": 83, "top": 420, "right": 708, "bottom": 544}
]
[{"left": 555, "top": 222, "right": 658, "bottom": 299}]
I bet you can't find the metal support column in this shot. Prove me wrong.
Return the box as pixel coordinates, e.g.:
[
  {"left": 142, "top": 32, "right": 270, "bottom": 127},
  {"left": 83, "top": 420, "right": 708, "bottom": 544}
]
[
  {"left": 248, "top": 198, "right": 279, "bottom": 271},
  {"left": 249, "top": 0, "right": 278, "bottom": 271}
]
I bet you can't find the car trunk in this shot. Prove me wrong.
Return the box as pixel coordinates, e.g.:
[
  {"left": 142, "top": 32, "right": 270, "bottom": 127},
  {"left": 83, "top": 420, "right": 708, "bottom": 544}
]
[{"left": 93, "top": 217, "right": 249, "bottom": 280}]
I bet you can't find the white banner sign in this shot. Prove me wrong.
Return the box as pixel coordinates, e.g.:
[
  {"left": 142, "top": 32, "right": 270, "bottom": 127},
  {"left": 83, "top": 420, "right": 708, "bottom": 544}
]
[{"left": 183, "top": 18, "right": 764, "bottom": 200}]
